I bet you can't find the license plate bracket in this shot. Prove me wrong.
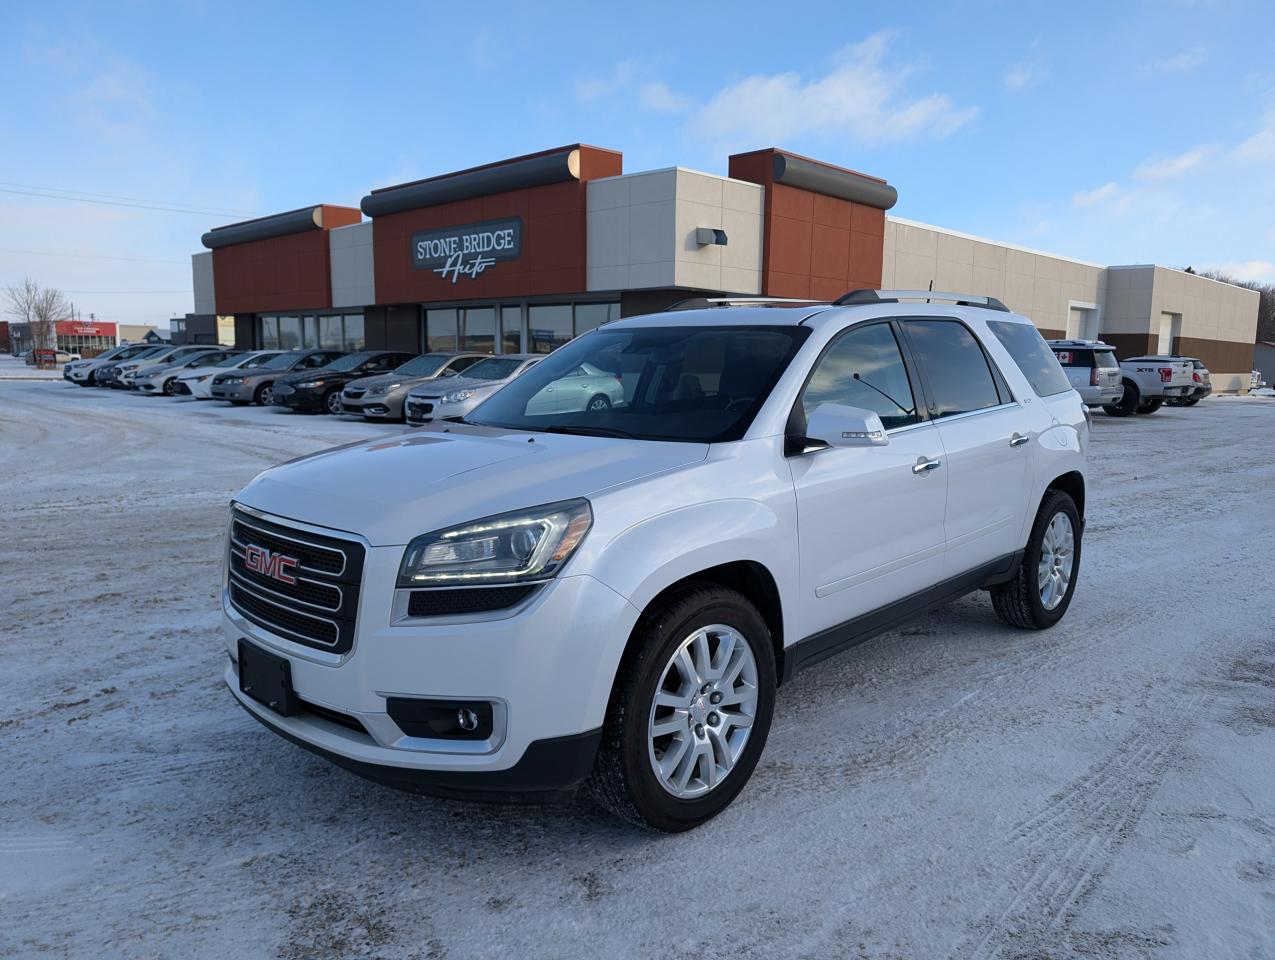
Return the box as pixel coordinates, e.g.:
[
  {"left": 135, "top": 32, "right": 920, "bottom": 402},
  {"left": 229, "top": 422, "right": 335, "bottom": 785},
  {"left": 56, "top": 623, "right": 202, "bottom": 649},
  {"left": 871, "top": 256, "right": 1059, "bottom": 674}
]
[{"left": 238, "top": 639, "right": 300, "bottom": 717}]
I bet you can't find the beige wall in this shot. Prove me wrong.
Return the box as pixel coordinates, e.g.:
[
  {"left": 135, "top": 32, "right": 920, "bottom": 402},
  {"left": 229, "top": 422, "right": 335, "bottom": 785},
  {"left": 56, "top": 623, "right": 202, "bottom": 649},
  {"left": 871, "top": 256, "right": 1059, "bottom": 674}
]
[
  {"left": 587, "top": 168, "right": 764, "bottom": 294},
  {"left": 329, "top": 222, "right": 375, "bottom": 309},
  {"left": 883, "top": 217, "right": 1105, "bottom": 336},
  {"left": 883, "top": 218, "right": 1259, "bottom": 391}
]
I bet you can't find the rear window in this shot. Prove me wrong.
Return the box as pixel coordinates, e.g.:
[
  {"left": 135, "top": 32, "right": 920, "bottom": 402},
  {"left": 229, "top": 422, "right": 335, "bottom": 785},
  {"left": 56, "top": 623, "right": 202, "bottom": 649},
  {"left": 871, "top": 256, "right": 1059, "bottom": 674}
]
[
  {"left": 988, "top": 321, "right": 1073, "bottom": 398},
  {"left": 1095, "top": 351, "right": 1119, "bottom": 369}
]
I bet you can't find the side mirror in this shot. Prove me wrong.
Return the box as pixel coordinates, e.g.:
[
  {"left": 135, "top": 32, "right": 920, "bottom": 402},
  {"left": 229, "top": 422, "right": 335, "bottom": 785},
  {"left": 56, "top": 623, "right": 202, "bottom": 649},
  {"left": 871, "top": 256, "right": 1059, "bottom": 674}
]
[{"left": 799, "top": 403, "right": 889, "bottom": 452}]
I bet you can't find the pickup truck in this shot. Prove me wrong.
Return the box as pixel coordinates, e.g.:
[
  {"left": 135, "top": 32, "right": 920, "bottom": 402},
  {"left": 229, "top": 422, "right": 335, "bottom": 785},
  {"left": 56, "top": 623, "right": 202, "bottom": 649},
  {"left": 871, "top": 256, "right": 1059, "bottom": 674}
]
[{"left": 1103, "top": 355, "right": 1194, "bottom": 417}]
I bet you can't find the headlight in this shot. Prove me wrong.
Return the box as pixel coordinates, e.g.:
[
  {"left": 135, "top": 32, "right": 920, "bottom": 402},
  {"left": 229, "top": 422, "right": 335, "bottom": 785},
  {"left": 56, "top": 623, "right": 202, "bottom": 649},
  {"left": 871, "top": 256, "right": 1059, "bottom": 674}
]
[
  {"left": 221, "top": 376, "right": 244, "bottom": 384},
  {"left": 195, "top": 374, "right": 212, "bottom": 382},
  {"left": 441, "top": 389, "right": 475, "bottom": 404},
  {"left": 397, "top": 500, "right": 592, "bottom": 586},
  {"left": 367, "top": 383, "right": 396, "bottom": 396},
  {"left": 294, "top": 379, "right": 324, "bottom": 389}
]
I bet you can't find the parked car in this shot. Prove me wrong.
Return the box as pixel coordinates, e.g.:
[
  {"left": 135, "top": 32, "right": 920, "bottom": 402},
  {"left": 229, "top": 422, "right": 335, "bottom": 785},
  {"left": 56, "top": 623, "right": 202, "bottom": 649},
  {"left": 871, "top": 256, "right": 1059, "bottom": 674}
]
[
  {"left": 1046, "top": 340, "right": 1123, "bottom": 408},
  {"left": 176, "top": 351, "right": 283, "bottom": 399},
  {"left": 210, "top": 349, "right": 346, "bottom": 406},
  {"left": 403, "top": 354, "right": 543, "bottom": 425},
  {"left": 223, "top": 290, "right": 1087, "bottom": 831},
  {"left": 341, "top": 352, "right": 487, "bottom": 422},
  {"left": 64, "top": 342, "right": 160, "bottom": 386},
  {"left": 134, "top": 349, "right": 242, "bottom": 396},
  {"left": 117, "top": 344, "right": 223, "bottom": 389},
  {"left": 95, "top": 345, "right": 170, "bottom": 388},
  {"left": 1165, "top": 358, "right": 1211, "bottom": 406},
  {"left": 28, "top": 349, "right": 79, "bottom": 365},
  {"left": 271, "top": 351, "right": 417, "bottom": 414},
  {"left": 1103, "top": 355, "right": 1195, "bottom": 416}
]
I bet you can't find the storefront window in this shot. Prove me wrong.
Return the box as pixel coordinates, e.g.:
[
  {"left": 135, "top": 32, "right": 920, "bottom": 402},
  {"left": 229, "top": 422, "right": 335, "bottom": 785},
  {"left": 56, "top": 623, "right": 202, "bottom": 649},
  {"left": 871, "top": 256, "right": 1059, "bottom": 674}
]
[
  {"left": 259, "top": 316, "right": 280, "bottom": 349},
  {"left": 501, "top": 306, "right": 522, "bottom": 354},
  {"left": 343, "top": 314, "right": 365, "bottom": 350},
  {"left": 528, "top": 304, "right": 573, "bottom": 354},
  {"left": 301, "top": 316, "right": 319, "bottom": 348},
  {"left": 574, "top": 303, "right": 619, "bottom": 336},
  {"left": 460, "top": 307, "right": 495, "bottom": 354},
  {"left": 278, "top": 316, "right": 303, "bottom": 350},
  {"left": 319, "top": 316, "right": 343, "bottom": 350},
  {"left": 425, "top": 309, "right": 458, "bottom": 351}
]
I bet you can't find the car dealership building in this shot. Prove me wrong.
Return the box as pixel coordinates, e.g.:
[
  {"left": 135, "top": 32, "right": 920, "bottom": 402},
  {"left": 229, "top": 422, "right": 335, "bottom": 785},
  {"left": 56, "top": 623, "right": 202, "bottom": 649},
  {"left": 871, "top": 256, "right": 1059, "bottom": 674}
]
[{"left": 191, "top": 143, "right": 1260, "bottom": 393}]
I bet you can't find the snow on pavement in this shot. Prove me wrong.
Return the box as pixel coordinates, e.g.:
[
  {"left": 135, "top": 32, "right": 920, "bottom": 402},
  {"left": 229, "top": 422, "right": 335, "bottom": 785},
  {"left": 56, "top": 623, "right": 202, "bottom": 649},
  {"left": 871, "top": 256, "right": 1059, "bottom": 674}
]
[{"left": 1, "top": 381, "right": 1273, "bottom": 960}]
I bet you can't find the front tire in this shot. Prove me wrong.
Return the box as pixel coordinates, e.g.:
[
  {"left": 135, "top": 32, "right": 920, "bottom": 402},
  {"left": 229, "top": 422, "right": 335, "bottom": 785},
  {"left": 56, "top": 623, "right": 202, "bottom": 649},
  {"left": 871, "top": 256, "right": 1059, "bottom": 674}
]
[
  {"left": 991, "top": 490, "right": 1082, "bottom": 630},
  {"left": 253, "top": 382, "right": 273, "bottom": 406},
  {"left": 1102, "top": 380, "right": 1139, "bottom": 417},
  {"left": 586, "top": 394, "right": 611, "bottom": 412},
  {"left": 587, "top": 584, "right": 776, "bottom": 832},
  {"left": 323, "top": 389, "right": 342, "bottom": 415},
  {"left": 162, "top": 377, "right": 177, "bottom": 396}
]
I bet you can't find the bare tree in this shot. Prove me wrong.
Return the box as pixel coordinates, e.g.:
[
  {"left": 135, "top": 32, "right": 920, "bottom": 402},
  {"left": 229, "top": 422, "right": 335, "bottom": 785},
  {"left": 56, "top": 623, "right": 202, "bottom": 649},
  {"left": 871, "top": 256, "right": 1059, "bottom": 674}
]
[{"left": 4, "top": 277, "right": 74, "bottom": 361}]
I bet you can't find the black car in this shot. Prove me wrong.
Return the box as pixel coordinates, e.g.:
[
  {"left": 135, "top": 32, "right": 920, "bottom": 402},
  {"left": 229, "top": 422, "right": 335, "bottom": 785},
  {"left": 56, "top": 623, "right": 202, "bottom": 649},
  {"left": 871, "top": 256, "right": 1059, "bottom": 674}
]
[{"left": 271, "top": 351, "right": 417, "bottom": 414}]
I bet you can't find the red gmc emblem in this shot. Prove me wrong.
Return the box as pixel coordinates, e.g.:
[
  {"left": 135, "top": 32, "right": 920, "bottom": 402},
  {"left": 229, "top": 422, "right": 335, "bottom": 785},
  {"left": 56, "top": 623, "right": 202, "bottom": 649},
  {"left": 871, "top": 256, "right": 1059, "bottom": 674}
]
[{"left": 244, "top": 544, "right": 299, "bottom": 585}]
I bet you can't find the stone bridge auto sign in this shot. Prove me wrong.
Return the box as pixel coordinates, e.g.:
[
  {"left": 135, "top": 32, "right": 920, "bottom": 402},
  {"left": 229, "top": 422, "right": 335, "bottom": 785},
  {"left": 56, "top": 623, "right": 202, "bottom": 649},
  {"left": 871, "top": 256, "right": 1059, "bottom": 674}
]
[{"left": 410, "top": 218, "right": 523, "bottom": 283}]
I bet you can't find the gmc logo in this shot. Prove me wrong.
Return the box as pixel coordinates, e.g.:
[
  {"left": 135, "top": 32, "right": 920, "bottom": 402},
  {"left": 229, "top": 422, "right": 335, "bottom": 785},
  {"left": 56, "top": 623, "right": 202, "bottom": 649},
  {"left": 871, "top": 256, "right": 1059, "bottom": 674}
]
[{"left": 244, "top": 544, "right": 299, "bottom": 585}]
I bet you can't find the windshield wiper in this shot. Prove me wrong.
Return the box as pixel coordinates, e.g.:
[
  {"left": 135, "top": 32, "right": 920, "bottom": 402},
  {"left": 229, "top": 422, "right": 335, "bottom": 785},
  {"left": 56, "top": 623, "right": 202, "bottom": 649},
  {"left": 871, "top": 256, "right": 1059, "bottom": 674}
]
[{"left": 540, "top": 425, "right": 639, "bottom": 440}]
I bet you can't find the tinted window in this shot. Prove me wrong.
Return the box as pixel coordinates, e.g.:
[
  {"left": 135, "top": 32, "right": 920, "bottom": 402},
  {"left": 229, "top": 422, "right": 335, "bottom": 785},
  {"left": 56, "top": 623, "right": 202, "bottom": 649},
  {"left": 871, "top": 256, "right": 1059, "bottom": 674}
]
[
  {"left": 988, "top": 320, "right": 1073, "bottom": 398},
  {"left": 1095, "top": 351, "right": 1119, "bottom": 369},
  {"left": 904, "top": 320, "right": 1003, "bottom": 416},
  {"left": 469, "top": 326, "right": 809, "bottom": 442},
  {"left": 1052, "top": 348, "right": 1094, "bottom": 368},
  {"left": 800, "top": 323, "right": 919, "bottom": 430}
]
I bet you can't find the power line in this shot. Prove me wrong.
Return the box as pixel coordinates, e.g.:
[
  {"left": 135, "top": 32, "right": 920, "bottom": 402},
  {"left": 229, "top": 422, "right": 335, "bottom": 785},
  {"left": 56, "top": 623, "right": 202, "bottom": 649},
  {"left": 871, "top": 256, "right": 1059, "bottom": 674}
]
[
  {"left": 0, "top": 248, "right": 189, "bottom": 265},
  {"left": 49, "top": 289, "right": 191, "bottom": 295},
  {"left": 0, "top": 180, "right": 257, "bottom": 217},
  {"left": 0, "top": 186, "right": 257, "bottom": 219}
]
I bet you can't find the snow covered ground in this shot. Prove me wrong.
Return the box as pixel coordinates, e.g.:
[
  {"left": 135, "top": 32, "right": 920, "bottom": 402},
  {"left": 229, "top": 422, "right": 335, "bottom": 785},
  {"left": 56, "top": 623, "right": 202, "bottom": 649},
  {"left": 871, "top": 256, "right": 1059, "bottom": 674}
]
[
  {"left": 1, "top": 381, "right": 1273, "bottom": 960},
  {"left": 0, "top": 355, "right": 65, "bottom": 380}
]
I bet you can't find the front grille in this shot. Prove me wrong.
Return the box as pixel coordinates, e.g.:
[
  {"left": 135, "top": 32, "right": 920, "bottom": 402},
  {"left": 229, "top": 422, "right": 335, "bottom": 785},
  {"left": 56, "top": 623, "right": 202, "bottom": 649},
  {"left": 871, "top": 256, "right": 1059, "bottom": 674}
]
[
  {"left": 228, "top": 509, "right": 364, "bottom": 652},
  {"left": 407, "top": 400, "right": 433, "bottom": 419},
  {"left": 406, "top": 585, "right": 537, "bottom": 617},
  {"left": 344, "top": 388, "right": 366, "bottom": 400},
  {"left": 299, "top": 698, "right": 369, "bottom": 736}
]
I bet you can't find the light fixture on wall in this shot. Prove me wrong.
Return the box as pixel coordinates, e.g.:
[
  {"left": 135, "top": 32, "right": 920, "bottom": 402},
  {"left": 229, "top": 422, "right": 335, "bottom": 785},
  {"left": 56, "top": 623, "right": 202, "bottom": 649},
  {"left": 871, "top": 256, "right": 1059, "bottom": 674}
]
[{"left": 695, "top": 227, "right": 728, "bottom": 246}]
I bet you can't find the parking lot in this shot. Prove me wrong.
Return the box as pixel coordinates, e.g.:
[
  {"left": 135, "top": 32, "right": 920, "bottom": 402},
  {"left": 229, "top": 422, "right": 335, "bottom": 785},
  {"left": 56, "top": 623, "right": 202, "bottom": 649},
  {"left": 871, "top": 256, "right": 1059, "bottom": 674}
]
[{"left": 1, "top": 376, "right": 1273, "bottom": 960}]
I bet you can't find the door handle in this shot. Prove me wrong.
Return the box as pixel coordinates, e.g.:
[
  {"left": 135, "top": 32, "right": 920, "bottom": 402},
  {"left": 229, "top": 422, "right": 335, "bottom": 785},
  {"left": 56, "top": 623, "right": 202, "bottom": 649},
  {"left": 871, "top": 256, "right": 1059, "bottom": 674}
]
[
  {"left": 1009, "top": 433, "right": 1030, "bottom": 447},
  {"left": 912, "top": 457, "right": 943, "bottom": 475}
]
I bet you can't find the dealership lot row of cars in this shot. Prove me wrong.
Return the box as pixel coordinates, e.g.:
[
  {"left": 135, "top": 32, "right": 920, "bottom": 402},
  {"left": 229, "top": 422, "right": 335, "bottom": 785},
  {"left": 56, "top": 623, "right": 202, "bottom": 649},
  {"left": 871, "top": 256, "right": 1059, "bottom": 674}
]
[
  {"left": 62, "top": 335, "right": 1217, "bottom": 427},
  {"left": 61, "top": 341, "right": 626, "bottom": 424}
]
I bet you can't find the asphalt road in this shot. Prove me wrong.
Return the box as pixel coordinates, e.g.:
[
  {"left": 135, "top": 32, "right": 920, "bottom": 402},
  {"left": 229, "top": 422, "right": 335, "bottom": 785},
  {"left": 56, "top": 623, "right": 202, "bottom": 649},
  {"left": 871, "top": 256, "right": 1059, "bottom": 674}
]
[{"left": 1, "top": 380, "right": 1272, "bottom": 960}]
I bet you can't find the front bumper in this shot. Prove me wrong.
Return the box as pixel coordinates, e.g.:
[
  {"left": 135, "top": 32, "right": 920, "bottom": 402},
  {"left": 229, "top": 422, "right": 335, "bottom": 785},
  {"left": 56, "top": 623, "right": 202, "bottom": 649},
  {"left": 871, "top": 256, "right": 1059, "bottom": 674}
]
[
  {"left": 222, "top": 562, "right": 639, "bottom": 800},
  {"left": 341, "top": 391, "right": 403, "bottom": 420},
  {"left": 273, "top": 384, "right": 327, "bottom": 411},
  {"left": 211, "top": 381, "right": 253, "bottom": 401}
]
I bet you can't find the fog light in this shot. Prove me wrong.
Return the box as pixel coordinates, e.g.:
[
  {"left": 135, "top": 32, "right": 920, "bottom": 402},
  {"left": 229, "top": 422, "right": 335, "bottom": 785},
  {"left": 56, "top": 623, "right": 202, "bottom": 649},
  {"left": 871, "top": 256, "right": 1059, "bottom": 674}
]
[
  {"left": 457, "top": 708, "right": 479, "bottom": 732},
  {"left": 386, "top": 697, "right": 494, "bottom": 740}
]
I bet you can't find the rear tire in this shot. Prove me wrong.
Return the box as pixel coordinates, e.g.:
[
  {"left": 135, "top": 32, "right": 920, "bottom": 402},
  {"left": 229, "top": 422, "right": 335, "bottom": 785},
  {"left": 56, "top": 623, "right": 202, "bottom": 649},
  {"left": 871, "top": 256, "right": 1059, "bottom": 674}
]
[
  {"left": 991, "top": 490, "right": 1082, "bottom": 630},
  {"left": 1102, "top": 381, "right": 1139, "bottom": 417},
  {"left": 1135, "top": 399, "right": 1163, "bottom": 415},
  {"left": 253, "top": 382, "right": 273, "bottom": 406},
  {"left": 587, "top": 584, "right": 776, "bottom": 832}
]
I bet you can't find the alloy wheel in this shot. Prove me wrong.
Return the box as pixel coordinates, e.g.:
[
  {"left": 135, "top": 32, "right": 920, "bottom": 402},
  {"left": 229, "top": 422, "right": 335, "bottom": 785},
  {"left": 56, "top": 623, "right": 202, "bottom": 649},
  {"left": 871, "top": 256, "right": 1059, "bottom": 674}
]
[
  {"left": 647, "top": 624, "right": 759, "bottom": 799},
  {"left": 326, "top": 391, "right": 342, "bottom": 415},
  {"left": 1037, "top": 512, "right": 1075, "bottom": 611}
]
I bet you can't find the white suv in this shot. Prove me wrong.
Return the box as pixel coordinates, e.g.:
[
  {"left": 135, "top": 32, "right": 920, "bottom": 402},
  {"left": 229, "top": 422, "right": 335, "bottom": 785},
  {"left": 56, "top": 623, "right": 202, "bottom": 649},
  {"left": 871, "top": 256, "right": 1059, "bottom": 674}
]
[{"left": 223, "top": 291, "right": 1087, "bottom": 831}]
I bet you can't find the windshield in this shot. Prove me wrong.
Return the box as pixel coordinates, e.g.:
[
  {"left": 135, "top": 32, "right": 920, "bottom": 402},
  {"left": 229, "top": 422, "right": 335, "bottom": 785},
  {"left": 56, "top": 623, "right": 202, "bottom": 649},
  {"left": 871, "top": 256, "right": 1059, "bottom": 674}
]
[
  {"left": 1095, "top": 350, "right": 1118, "bottom": 369},
  {"left": 241, "top": 352, "right": 279, "bottom": 369},
  {"left": 261, "top": 352, "right": 303, "bottom": 370},
  {"left": 209, "top": 353, "right": 244, "bottom": 367},
  {"left": 117, "top": 345, "right": 157, "bottom": 359},
  {"left": 462, "top": 357, "right": 525, "bottom": 381},
  {"left": 322, "top": 352, "right": 378, "bottom": 372},
  {"left": 129, "top": 347, "right": 167, "bottom": 361},
  {"left": 467, "top": 325, "right": 810, "bottom": 442},
  {"left": 393, "top": 354, "right": 447, "bottom": 377}
]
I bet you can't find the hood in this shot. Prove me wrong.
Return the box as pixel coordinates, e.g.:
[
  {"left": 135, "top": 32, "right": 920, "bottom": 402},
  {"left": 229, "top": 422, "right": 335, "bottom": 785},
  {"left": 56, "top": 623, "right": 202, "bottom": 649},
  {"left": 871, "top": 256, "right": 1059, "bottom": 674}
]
[
  {"left": 234, "top": 423, "right": 709, "bottom": 546},
  {"left": 346, "top": 371, "right": 442, "bottom": 392},
  {"left": 408, "top": 375, "right": 504, "bottom": 399}
]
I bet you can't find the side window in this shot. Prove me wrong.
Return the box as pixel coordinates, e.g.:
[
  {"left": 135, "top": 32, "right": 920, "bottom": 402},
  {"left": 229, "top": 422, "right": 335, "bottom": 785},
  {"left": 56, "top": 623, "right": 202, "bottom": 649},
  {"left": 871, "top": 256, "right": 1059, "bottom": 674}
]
[
  {"left": 903, "top": 320, "right": 1002, "bottom": 418},
  {"left": 800, "top": 323, "right": 920, "bottom": 430},
  {"left": 987, "top": 320, "right": 1073, "bottom": 398},
  {"left": 450, "top": 356, "right": 481, "bottom": 373},
  {"left": 301, "top": 353, "right": 327, "bottom": 369}
]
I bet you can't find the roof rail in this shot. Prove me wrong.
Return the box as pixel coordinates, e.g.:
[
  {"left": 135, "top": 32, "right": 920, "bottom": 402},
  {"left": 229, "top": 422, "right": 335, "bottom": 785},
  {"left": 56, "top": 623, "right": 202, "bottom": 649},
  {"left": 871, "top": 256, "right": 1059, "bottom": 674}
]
[
  {"left": 668, "top": 296, "right": 827, "bottom": 311},
  {"left": 834, "top": 289, "right": 1011, "bottom": 312}
]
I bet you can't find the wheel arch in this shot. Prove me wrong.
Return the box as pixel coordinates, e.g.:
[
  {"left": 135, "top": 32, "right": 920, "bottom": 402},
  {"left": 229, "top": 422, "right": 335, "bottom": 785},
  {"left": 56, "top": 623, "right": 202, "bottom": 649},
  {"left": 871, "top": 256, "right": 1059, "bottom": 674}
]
[{"left": 1045, "top": 470, "right": 1085, "bottom": 521}]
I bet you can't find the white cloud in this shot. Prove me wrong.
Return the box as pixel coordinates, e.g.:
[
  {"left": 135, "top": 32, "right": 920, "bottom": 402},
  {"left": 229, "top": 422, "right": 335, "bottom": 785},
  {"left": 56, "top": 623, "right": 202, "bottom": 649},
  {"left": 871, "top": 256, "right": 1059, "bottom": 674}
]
[
  {"left": 574, "top": 61, "right": 639, "bottom": 103},
  {"left": 689, "top": 31, "right": 977, "bottom": 147},
  {"left": 1133, "top": 144, "right": 1218, "bottom": 181},
  {"left": 1153, "top": 47, "right": 1207, "bottom": 72},
  {"left": 1072, "top": 182, "right": 1121, "bottom": 208},
  {"left": 1003, "top": 55, "right": 1047, "bottom": 91},
  {"left": 638, "top": 82, "right": 692, "bottom": 114},
  {"left": 1232, "top": 109, "right": 1275, "bottom": 163},
  {"left": 1201, "top": 260, "right": 1275, "bottom": 282}
]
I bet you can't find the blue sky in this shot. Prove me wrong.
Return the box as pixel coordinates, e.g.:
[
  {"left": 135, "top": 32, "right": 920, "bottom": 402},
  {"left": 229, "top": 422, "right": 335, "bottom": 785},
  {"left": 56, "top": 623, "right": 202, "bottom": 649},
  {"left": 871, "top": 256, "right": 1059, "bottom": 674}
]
[{"left": 2, "top": 0, "right": 1273, "bottom": 326}]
